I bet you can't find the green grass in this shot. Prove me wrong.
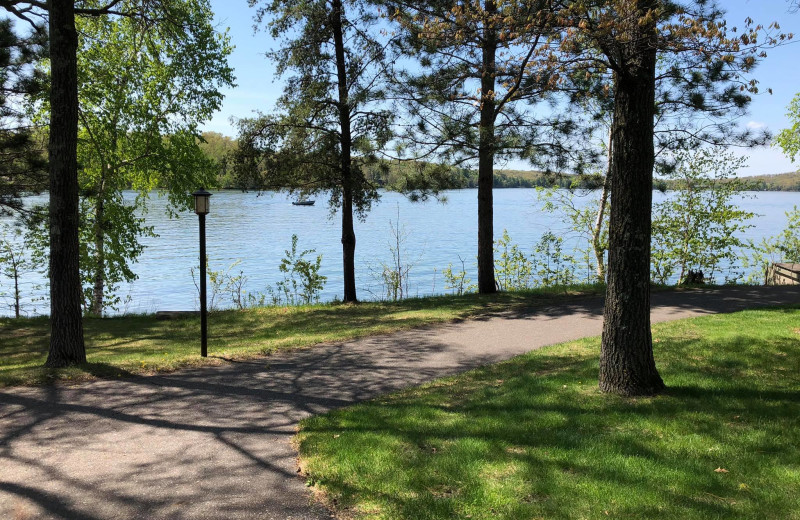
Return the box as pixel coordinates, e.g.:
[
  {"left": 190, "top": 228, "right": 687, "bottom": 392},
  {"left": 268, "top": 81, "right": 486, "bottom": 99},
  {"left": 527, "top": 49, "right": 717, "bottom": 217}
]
[
  {"left": 295, "top": 307, "right": 800, "bottom": 520},
  {"left": 0, "top": 285, "right": 603, "bottom": 387}
]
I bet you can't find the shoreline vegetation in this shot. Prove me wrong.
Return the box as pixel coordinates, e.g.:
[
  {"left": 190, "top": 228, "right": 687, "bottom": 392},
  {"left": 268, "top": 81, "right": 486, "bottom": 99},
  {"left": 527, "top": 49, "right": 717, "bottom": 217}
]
[
  {"left": 199, "top": 132, "right": 800, "bottom": 192},
  {"left": 5, "top": 130, "right": 798, "bottom": 195},
  {"left": 216, "top": 164, "right": 800, "bottom": 192}
]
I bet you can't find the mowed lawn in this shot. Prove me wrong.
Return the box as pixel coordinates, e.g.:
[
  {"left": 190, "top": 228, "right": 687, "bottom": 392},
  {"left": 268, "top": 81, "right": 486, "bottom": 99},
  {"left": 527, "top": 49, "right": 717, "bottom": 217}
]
[
  {"left": 296, "top": 307, "right": 800, "bottom": 520},
  {"left": 0, "top": 286, "right": 602, "bottom": 387}
]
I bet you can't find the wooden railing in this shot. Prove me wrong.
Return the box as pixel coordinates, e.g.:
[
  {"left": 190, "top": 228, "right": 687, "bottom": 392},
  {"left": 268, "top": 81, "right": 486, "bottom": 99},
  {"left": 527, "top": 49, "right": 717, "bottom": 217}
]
[{"left": 768, "top": 263, "right": 800, "bottom": 285}]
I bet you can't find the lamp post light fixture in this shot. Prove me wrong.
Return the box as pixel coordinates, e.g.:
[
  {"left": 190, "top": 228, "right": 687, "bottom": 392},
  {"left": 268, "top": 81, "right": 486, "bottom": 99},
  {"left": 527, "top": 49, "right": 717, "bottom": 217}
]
[{"left": 192, "top": 188, "right": 212, "bottom": 357}]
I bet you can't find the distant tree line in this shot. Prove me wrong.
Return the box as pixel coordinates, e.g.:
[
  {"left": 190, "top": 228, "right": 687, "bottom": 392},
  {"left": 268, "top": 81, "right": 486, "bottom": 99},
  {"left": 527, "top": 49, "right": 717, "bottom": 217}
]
[
  {"left": 197, "top": 135, "right": 606, "bottom": 191},
  {"left": 653, "top": 171, "right": 800, "bottom": 192},
  {"left": 733, "top": 172, "right": 800, "bottom": 191},
  {"left": 200, "top": 132, "right": 800, "bottom": 193},
  {"left": 10, "top": 127, "right": 799, "bottom": 195}
]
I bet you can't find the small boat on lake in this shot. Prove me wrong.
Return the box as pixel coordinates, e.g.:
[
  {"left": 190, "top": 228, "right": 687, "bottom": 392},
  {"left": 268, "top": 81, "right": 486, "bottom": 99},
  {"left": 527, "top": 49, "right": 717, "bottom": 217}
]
[{"left": 292, "top": 199, "right": 315, "bottom": 206}]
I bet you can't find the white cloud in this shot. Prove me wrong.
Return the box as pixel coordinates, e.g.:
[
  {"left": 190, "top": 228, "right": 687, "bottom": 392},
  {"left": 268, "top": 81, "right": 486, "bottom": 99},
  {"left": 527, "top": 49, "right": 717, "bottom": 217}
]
[{"left": 746, "top": 121, "right": 767, "bottom": 130}]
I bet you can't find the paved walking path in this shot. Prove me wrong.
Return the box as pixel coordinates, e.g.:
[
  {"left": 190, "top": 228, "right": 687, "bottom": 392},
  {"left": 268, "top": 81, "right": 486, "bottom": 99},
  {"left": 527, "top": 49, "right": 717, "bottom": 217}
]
[{"left": 1, "top": 286, "right": 797, "bottom": 519}]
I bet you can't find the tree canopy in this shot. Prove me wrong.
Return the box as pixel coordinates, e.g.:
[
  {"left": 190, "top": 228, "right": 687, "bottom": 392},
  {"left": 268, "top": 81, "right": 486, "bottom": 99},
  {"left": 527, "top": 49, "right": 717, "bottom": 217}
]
[
  {"left": 776, "top": 93, "right": 800, "bottom": 164},
  {"left": 0, "top": 16, "right": 47, "bottom": 216},
  {"left": 68, "top": 0, "right": 234, "bottom": 314}
]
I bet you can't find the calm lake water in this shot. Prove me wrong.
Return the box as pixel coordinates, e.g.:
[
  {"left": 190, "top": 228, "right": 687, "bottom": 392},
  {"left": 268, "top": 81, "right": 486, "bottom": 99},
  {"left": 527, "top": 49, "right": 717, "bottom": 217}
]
[{"left": 2, "top": 188, "right": 799, "bottom": 317}]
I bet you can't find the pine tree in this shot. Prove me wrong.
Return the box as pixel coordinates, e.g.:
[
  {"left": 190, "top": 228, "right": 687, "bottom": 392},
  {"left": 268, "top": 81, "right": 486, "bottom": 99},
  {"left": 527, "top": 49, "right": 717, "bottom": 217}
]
[
  {"left": 386, "top": 0, "right": 591, "bottom": 293},
  {"left": 0, "top": 17, "right": 47, "bottom": 216},
  {"left": 235, "top": 0, "right": 396, "bottom": 303},
  {"left": 563, "top": 0, "right": 786, "bottom": 395}
]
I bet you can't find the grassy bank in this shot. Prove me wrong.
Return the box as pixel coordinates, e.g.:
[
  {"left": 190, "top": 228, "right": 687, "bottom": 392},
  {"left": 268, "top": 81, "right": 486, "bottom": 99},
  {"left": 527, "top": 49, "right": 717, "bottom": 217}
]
[
  {"left": 296, "top": 307, "right": 800, "bottom": 520},
  {"left": 0, "top": 285, "right": 603, "bottom": 387}
]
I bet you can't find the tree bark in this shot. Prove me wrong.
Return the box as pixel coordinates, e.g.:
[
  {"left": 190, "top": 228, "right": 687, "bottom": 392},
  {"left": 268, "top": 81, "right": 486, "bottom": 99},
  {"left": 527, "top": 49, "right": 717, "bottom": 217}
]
[
  {"left": 46, "top": 0, "right": 86, "bottom": 367},
  {"left": 599, "top": 1, "right": 664, "bottom": 396},
  {"left": 91, "top": 173, "right": 106, "bottom": 316},
  {"left": 11, "top": 252, "right": 20, "bottom": 319},
  {"left": 331, "top": 0, "right": 357, "bottom": 303},
  {"left": 477, "top": 0, "right": 498, "bottom": 294},
  {"left": 592, "top": 135, "right": 612, "bottom": 282}
]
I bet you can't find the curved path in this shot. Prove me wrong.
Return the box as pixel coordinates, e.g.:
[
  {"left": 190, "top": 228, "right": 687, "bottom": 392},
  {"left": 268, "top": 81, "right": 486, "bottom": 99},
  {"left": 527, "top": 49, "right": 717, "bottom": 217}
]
[{"left": 1, "top": 286, "right": 797, "bottom": 519}]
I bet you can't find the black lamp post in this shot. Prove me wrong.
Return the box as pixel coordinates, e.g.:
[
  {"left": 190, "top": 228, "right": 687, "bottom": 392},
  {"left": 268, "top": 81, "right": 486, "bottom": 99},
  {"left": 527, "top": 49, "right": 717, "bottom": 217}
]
[{"left": 193, "top": 188, "right": 211, "bottom": 357}]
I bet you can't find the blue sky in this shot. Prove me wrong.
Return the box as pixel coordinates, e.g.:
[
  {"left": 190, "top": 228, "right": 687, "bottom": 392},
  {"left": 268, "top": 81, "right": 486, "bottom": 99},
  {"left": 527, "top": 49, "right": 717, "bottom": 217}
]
[{"left": 204, "top": 0, "right": 800, "bottom": 176}]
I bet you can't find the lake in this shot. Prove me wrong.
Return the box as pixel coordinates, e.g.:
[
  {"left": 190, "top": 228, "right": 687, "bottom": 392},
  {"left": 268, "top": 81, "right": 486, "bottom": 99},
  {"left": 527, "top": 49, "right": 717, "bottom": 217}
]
[{"left": 2, "top": 188, "right": 799, "bottom": 317}]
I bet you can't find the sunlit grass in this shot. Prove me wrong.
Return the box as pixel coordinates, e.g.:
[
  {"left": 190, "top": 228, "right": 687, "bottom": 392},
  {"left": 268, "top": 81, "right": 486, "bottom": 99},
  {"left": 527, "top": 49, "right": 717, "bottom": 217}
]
[
  {"left": 0, "top": 284, "right": 603, "bottom": 387},
  {"left": 296, "top": 307, "right": 800, "bottom": 520}
]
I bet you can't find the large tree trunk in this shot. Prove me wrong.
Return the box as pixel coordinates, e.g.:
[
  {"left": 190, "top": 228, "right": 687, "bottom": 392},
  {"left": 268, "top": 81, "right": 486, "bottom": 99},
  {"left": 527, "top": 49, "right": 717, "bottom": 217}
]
[
  {"left": 599, "top": 1, "right": 664, "bottom": 396},
  {"left": 477, "top": 0, "right": 498, "bottom": 294},
  {"left": 46, "top": 0, "right": 86, "bottom": 367},
  {"left": 340, "top": 186, "right": 357, "bottom": 303},
  {"left": 331, "top": 0, "right": 357, "bottom": 303}
]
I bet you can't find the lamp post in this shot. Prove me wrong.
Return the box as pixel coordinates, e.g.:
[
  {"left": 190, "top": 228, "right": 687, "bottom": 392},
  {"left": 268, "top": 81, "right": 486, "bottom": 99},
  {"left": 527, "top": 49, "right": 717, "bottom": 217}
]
[{"left": 193, "top": 188, "right": 211, "bottom": 357}]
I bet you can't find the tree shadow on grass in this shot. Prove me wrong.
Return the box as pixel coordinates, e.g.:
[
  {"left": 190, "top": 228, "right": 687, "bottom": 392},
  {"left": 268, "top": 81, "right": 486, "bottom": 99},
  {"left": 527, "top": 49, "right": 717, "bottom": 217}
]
[{"left": 295, "top": 322, "right": 800, "bottom": 519}]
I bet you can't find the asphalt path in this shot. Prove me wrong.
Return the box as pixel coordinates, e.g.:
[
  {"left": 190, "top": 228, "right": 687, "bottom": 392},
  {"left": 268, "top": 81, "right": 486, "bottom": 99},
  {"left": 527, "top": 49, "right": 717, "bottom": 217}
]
[{"left": 1, "top": 286, "right": 797, "bottom": 519}]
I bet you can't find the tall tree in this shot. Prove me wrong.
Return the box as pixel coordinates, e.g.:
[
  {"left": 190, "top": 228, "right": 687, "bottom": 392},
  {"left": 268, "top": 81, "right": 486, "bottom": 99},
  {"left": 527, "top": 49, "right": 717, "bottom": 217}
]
[
  {"left": 565, "top": 0, "right": 784, "bottom": 395},
  {"left": 2, "top": 0, "right": 229, "bottom": 365},
  {"left": 2, "top": 0, "right": 99, "bottom": 365},
  {"left": 236, "top": 0, "right": 396, "bottom": 303},
  {"left": 68, "top": 0, "right": 233, "bottom": 315},
  {"left": 385, "top": 0, "right": 591, "bottom": 294},
  {"left": 46, "top": 0, "right": 85, "bottom": 366}
]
